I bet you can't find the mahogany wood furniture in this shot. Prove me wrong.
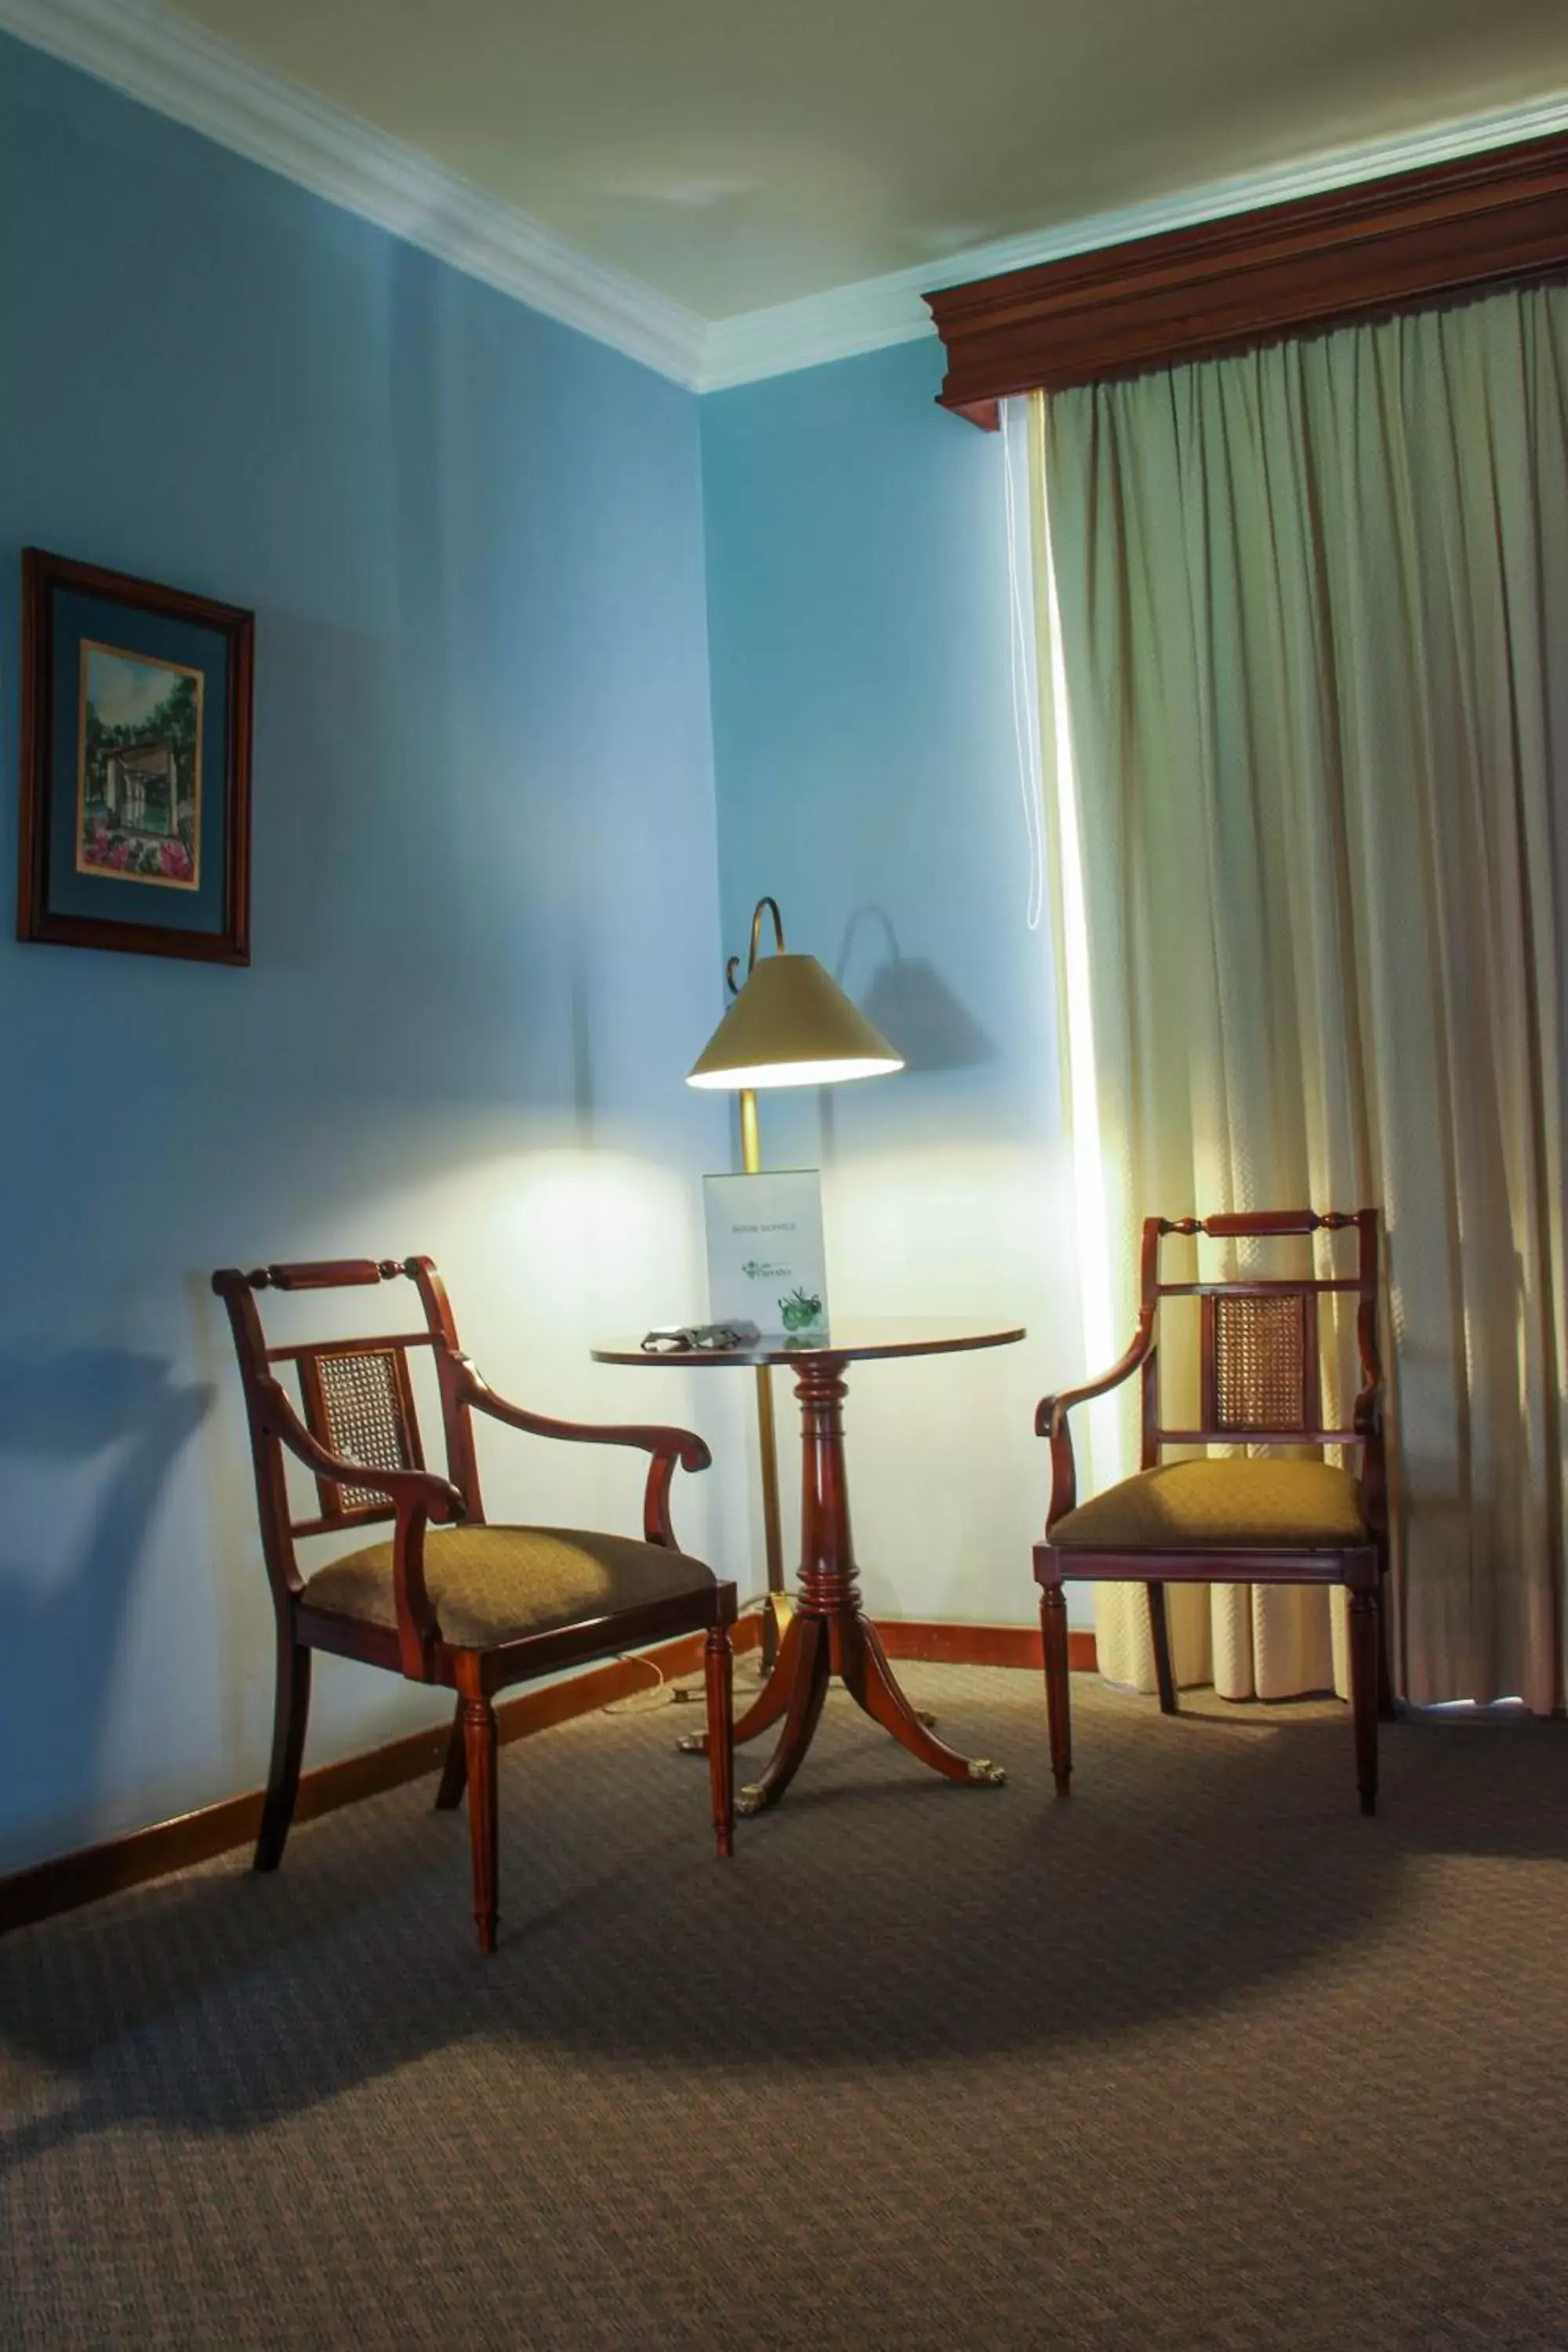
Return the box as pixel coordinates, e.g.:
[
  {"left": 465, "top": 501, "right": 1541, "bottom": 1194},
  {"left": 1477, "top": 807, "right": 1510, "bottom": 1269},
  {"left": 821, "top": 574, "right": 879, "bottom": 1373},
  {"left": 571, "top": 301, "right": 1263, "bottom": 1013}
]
[
  {"left": 214, "top": 1257, "right": 735, "bottom": 1953},
  {"left": 925, "top": 129, "right": 1568, "bottom": 425},
  {"left": 1034, "top": 1210, "right": 1392, "bottom": 1813},
  {"left": 593, "top": 1319, "right": 1024, "bottom": 1812}
]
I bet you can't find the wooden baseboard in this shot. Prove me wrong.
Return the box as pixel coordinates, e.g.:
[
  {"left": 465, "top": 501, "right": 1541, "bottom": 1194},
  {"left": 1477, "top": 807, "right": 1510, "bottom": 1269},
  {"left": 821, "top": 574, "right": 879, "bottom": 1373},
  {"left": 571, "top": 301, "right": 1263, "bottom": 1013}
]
[
  {"left": 0, "top": 1613, "right": 1095, "bottom": 1937},
  {"left": 873, "top": 1619, "right": 1098, "bottom": 1675}
]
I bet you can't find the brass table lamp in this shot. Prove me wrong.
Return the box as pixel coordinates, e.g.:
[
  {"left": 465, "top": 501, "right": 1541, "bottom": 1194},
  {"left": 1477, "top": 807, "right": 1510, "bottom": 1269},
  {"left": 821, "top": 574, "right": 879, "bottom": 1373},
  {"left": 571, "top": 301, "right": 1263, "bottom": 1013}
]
[{"left": 687, "top": 897, "right": 902, "bottom": 1661}]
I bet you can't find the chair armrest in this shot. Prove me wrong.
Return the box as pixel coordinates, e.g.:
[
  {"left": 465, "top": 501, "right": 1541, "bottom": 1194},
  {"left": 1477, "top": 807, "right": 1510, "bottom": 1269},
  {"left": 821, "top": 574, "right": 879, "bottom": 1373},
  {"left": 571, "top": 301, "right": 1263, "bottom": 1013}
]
[
  {"left": 1033, "top": 1323, "right": 1152, "bottom": 1530},
  {"left": 454, "top": 1361, "right": 711, "bottom": 1549},
  {"left": 257, "top": 1377, "right": 464, "bottom": 1676},
  {"left": 1034, "top": 1325, "right": 1152, "bottom": 1439},
  {"left": 1352, "top": 1380, "right": 1388, "bottom": 1541}
]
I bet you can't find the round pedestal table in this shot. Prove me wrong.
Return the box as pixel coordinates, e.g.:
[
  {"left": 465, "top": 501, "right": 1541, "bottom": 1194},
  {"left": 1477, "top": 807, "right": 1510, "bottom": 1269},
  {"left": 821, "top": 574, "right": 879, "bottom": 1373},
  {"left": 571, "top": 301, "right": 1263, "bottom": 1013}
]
[{"left": 590, "top": 1319, "right": 1025, "bottom": 1814}]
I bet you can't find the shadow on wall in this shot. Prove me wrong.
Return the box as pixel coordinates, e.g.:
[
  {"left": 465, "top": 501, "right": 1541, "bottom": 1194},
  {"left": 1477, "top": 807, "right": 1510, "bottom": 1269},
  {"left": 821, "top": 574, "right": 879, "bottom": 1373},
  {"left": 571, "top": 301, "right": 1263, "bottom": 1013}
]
[
  {"left": 811, "top": 905, "right": 996, "bottom": 1173},
  {"left": 836, "top": 906, "right": 994, "bottom": 1076},
  {"left": 0, "top": 1352, "right": 212, "bottom": 1864}
]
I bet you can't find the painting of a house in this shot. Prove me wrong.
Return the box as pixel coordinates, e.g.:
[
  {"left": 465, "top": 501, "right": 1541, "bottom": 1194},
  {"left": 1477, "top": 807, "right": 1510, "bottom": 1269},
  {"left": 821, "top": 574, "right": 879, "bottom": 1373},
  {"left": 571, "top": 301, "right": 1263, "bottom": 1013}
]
[
  {"left": 103, "top": 739, "right": 178, "bottom": 835},
  {"left": 76, "top": 642, "right": 201, "bottom": 889}
]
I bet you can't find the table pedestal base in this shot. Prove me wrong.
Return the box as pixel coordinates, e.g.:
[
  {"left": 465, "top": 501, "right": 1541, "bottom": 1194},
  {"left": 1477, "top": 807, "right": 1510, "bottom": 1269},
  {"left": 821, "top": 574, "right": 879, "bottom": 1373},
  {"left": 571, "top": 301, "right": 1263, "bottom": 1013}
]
[{"left": 678, "top": 1356, "right": 1005, "bottom": 1811}]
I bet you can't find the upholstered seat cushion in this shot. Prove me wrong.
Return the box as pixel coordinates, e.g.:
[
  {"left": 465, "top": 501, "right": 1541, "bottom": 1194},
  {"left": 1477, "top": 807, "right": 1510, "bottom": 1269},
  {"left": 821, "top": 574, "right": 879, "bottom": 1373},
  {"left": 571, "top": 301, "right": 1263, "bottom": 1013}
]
[
  {"left": 1051, "top": 1458, "right": 1367, "bottom": 1552},
  {"left": 303, "top": 1524, "right": 717, "bottom": 1648}
]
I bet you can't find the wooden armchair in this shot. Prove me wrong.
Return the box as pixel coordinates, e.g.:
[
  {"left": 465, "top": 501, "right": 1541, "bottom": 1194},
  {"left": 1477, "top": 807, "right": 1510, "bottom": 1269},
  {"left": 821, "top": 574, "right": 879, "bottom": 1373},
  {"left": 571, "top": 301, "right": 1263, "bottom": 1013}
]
[
  {"left": 1033, "top": 1210, "right": 1393, "bottom": 1813},
  {"left": 212, "top": 1256, "right": 735, "bottom": 1952}
]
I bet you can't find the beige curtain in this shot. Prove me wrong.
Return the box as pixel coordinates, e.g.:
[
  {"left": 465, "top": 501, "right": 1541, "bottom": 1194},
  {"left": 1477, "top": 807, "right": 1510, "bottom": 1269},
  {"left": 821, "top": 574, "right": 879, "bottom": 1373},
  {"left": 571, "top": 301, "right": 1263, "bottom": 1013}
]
[{"left": 1026, "top": 279, "right": 1568, "bottom": 1711}]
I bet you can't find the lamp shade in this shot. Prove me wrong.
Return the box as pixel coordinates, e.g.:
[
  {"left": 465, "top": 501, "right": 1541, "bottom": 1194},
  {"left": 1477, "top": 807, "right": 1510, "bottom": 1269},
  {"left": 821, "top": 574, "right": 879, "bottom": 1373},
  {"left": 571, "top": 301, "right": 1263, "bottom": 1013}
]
[{"left": 686, "top": 953, "right": 903, "bottom": 1091}]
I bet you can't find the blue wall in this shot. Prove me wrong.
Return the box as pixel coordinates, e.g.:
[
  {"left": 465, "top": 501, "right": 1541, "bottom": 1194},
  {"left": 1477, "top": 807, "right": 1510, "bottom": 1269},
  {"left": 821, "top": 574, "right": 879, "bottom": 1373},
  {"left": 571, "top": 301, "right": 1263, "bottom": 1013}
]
[
  {"left": 0, "top": 34, "right": 746, "bottom": 1873},
  {"left": 701, "top": 343, "right": 1084, "bottom": 1628},
  {"left": 0, "top": 35, "right": 1093, "bottom": 1875}
]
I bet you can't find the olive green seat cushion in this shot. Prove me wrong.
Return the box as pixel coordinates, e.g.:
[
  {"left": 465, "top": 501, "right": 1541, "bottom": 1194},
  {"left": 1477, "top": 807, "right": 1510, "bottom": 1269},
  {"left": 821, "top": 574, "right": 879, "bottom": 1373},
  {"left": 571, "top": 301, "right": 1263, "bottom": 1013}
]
[
  {"left": 303, "top": 1524, "right": 717, "bottom": 1648},
  {"left": 1051, "top": 1457, "right": 1367, "bottom": 1552}
]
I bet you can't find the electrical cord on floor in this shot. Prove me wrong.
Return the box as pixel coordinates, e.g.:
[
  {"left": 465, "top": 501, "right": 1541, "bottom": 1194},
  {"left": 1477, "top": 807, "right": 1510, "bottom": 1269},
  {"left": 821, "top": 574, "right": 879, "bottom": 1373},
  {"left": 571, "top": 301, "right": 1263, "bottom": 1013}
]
[
  {"left": 600, "top": 1595, "right": 771, "bottom": 1715},
  {"left": 600, "top": 1650, "right": 678, "bottom": 1716}
]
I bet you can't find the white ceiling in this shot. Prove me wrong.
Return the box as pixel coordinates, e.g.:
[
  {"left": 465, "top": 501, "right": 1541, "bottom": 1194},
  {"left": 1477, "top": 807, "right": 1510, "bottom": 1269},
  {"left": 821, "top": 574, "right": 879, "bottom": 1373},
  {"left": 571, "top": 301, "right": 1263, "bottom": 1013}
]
[{"left": 156, "top": 0, "right": 1568, "bottom": 319}]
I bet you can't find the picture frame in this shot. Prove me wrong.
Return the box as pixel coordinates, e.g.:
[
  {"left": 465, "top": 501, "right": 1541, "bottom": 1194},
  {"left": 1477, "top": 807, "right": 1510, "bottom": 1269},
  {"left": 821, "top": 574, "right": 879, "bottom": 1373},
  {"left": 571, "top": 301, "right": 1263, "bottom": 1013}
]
[{"left": 17, "top": 547, "right": 253, "bottom": 964}]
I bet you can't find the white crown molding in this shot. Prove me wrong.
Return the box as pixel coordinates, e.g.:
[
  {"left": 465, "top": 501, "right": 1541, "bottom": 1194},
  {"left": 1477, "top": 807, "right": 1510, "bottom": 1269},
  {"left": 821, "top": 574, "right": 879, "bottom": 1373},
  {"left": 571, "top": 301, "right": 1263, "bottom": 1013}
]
[
  {"left": 698, "top": 87, "right": 1568, "bottom": 391},
  {"left": 3, "top": 0, "right": 1566, "bottom": 398},
  {"left": 0, "top": 0, "right": 710, "bottom": 387}
]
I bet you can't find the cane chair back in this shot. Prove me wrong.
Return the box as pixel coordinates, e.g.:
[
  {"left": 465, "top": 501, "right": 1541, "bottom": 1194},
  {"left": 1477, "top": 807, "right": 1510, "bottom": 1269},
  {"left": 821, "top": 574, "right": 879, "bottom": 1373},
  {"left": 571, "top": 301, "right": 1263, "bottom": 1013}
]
[
  {"left": 215, "top": 1256, "right": 481, "bottom": 1596},
  {"left": 1207, "top": 1290, "right": 1319, "bottom": 1434},
  {"left": 1138, "top": 1209, "right": 1379, "bottom": 1468},
  {"left": 296, "top": 1339, "right": 426, "bottom": 1524}
]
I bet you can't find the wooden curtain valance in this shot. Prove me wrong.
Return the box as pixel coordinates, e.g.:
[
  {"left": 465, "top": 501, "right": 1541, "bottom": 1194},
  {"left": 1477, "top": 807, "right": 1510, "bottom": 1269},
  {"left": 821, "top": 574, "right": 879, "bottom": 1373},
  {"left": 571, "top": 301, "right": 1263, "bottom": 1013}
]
[{"left": 925, "top": 129, "right": 1568, "bottom": 427}]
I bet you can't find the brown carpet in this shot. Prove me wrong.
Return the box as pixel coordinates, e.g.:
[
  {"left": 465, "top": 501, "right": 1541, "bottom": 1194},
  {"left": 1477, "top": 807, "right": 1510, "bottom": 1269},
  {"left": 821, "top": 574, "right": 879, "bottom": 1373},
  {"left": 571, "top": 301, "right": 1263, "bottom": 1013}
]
[{"left": 3, "top": 1664, "right": 1568, "bottom": 2351}]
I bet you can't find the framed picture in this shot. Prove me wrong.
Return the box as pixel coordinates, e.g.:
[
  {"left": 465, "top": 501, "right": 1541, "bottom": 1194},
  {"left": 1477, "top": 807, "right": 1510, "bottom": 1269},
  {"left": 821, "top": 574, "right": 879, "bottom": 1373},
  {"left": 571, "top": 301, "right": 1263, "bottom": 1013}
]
[{"left": 17, "top": 548, "right": 253, "bottom": 963}]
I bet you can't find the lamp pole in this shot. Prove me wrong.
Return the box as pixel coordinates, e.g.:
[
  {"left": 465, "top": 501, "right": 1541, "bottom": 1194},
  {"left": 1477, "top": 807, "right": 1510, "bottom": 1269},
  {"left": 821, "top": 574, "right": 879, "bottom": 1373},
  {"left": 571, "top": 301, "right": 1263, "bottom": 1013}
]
[
  {"left": 687, "top": 894, "right": 902, "bottom": 1678},
  {"left": 739, "top": 1078, "right": 789, "bottom": 1669},
  {"left": 730, "top": 902, "right": 790, "bottom": 1672}
]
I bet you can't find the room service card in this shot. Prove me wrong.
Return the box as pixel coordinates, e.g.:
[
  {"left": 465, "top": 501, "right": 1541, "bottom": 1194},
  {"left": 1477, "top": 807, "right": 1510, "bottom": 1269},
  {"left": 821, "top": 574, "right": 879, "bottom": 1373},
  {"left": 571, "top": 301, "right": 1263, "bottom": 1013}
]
[{"left": 704, "top": 1171, "right": 829, "bottom": 1341}]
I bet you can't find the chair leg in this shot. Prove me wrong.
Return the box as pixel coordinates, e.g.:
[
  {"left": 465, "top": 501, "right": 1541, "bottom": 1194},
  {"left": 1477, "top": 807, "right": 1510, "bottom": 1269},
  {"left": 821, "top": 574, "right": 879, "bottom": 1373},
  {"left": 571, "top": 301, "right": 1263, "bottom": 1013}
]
[
  {"left": 462, "top": 1695, "right": 500, "bottom": 1954},
  {"left": 1375, "top": 1544, "right": 1398, "bottom": 1722},
  {"left": 1040, "top": 1587, "right": 1073, "bottom": 1795},
  {"left": 1348, "top": 1583, "right": 1381, "bottom": 1817},
  {"left": 1147, "top": 1582, "right": 1178, "bottom": 1714},
  {"left": 705, "top": 1626, "right": 735, "bottom": 1857},
  {"left": 434, "top": 1698, "right": 468, "bottom": 1809},
  {"left": 255, "top": 1635, "right": 312, "bottom": 1873}
]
